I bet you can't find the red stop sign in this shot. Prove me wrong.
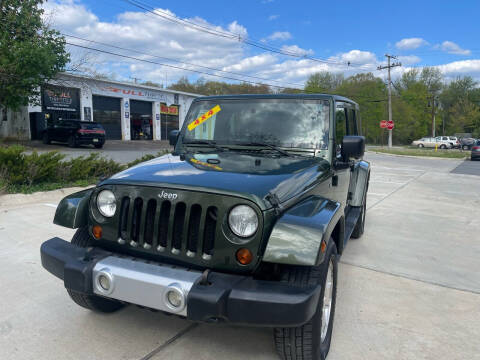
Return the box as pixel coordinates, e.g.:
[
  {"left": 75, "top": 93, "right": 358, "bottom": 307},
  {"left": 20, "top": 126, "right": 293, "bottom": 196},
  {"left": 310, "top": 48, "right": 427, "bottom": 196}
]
[
  {"left": 380, "top": 120, "right": 387, "bottom": 128},
  {"left": 387, "top": 120, "right": 394, "bottom": 130}
]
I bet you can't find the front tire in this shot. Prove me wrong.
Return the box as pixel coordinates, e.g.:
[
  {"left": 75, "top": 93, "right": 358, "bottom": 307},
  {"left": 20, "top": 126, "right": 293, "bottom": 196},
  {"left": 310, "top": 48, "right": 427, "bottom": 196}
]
[
  {"left": 94, "top": 143, "right": 103, "bottom": 149},
  {"left": 417, "top": 144, "right": 424, "bottom": 148},
  {"left": 440, "top": 144, "right": 447, "bottom": 149},
  {"left": 66, "top": 227, "right": 124, "bottom": 313},
  {"left": 42, "top": 132, "right": 50, "bottom": 144},
  {"left": 274, "top": 240, "right": 338, "bottom": 360}
]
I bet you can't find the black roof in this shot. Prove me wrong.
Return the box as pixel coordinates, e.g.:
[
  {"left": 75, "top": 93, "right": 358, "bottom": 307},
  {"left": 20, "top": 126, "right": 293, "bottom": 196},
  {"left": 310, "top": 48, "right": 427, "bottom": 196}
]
[{"left": 194, "top": 93, "right": 359, "bottom": 108}]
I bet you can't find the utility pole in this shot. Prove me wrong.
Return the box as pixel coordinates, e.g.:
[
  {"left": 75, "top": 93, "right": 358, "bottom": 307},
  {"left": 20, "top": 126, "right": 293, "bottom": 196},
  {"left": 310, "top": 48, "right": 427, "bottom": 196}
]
[
  {"left": 430, "top": 96, "right": 436, "bottom": 137},
  {"left": 130, "top": 77, "right": 140, "bottom": 84},
  {"left": 377, "top": 54, "right": 401, "bottom": 148}
]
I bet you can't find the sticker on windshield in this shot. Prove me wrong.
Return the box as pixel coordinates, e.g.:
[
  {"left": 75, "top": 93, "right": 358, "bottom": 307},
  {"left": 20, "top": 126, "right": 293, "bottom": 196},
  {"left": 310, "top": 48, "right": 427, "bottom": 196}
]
[{"left": 187, "top": 105, "right": 221, "bottom": 131}]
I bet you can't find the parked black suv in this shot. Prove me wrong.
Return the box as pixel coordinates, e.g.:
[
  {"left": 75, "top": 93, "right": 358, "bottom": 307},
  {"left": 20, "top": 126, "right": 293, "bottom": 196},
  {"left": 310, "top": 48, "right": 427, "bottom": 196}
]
[{"left": 42, "top": 120, "right": 106, "bottom": 148}]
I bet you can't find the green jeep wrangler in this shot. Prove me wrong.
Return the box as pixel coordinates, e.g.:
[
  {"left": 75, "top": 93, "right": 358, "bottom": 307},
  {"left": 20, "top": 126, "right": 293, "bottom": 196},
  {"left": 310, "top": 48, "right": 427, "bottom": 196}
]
[{"left": 41, "top": 94, "right": 370, "bottom": 360}]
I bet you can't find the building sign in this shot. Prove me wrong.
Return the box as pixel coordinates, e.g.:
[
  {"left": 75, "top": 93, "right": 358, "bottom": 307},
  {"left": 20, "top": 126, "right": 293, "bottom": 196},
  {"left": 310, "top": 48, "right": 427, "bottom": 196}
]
[
  {"left": 160, "top": 104, "right": 179, "bottom": 115},
  {"left": 42, "top": 86, "right": 80, "bottom": 112},
  {"left": 93, "top": 83, "right": 167, "bottom": 102}
]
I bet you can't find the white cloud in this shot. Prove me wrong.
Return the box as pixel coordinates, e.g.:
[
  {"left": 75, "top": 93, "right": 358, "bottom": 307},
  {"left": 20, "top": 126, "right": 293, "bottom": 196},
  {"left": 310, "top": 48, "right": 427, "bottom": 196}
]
[
  {"left": 281, "top": 45, "right": 314, "bottom": 56},
  {"left": 221, "top": 54, "right": 277, "bottom": 73},
  {"left": 268, "top": 14, "right": 279, "bottom": 20},
  {"left": 40, "top": 1, "right": 480, "bottom": 87},
  {"left": 265, "top": 31, "right": 292, "bottom": 41},
  {"left": 395, "top": 38, "right": 428, "bottom": 50},
  {"left": 397, "top": 55, "right": 421, "bottom": 65},
  {"left": 435, "top": 59, "right": 480, "bottom": 76},
  {"left": 438, "top": 41, "right": 471, "bottom": 55}
]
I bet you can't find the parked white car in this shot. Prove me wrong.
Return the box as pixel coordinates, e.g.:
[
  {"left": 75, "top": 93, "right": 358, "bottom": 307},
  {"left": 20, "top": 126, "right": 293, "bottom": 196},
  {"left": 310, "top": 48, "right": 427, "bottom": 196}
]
[
  {"left": 444, "top": 136, "right": 460, "bottom": 148},
  {"left": 412, "top": 137, "right": 452, "bottom": 149}
]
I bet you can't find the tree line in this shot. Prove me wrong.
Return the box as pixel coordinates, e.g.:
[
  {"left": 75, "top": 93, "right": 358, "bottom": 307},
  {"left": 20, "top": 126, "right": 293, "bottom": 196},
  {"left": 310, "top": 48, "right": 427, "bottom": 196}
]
[{"left": 169, "top": 70, "right": 480, "bottom": 144}]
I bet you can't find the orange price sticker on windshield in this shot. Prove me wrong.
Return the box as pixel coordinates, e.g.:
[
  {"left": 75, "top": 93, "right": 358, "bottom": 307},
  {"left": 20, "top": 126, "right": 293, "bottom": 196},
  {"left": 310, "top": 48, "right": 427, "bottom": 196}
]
[{"left": 187, "top": 105, "right": 221, "bottom": 131}]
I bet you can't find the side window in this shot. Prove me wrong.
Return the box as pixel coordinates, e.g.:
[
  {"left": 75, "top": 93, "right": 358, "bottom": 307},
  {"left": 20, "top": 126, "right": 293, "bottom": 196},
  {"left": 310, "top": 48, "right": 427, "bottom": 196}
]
[
  {"left": 335, "top": 106, "right": 347, "bottom": 158},
  {"left": 346, "top": 108, "right": 357, "bottom": 135}
]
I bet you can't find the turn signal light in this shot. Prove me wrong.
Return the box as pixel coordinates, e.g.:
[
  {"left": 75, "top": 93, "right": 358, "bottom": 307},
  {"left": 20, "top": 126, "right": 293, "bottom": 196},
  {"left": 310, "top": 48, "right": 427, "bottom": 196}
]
[
  {"left": 92, "top": 225, "right": 102, "bottom": 239},
  {"left": 236, "top": 248, "right": 253, "bottom": 265}
]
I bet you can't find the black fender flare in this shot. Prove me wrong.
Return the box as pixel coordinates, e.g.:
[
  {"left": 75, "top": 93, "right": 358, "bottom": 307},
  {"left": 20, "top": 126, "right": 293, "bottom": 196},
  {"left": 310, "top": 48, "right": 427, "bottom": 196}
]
[
  {"left": 53, "top": 188, "right": 93, "bottom": 229},
  {"left": 262, "top": 196, "right": 342, "bottom": 266}
]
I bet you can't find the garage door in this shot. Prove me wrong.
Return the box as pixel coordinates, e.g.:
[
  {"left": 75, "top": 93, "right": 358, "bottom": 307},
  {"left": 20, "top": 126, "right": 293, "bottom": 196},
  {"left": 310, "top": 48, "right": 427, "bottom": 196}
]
[{"left": 92, "top": 96, "right": 122, "bottom": 140}]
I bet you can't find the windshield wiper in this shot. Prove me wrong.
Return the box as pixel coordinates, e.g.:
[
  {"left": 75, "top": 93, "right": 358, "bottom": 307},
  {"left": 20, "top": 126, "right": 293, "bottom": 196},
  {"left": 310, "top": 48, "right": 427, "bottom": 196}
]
[
  {"left": 233, "top": 141, "right": 292, "bottom": 157},
  {"left": 182, "top": 140, "right": 226, "bottom": 152}
]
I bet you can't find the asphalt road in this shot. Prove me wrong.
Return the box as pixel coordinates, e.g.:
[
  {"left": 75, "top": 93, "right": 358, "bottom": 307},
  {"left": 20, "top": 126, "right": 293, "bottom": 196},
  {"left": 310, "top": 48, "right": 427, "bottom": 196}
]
[{"left": 0, "top": 153, "right": 479, "bottom": 360}]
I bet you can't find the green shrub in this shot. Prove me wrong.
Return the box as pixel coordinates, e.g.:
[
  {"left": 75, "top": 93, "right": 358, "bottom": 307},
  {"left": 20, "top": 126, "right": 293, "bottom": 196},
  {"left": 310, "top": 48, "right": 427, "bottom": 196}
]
[{"left": 0, "top": 146, "right": 169, "bottom": 194}]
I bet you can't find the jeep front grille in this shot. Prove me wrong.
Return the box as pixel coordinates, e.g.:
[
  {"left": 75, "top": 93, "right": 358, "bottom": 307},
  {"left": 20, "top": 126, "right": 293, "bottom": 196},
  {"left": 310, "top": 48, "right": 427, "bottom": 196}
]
[
  {"left": 93, "top": 185, "right": 264, "bottom": 271},
  {"left": 117, "top": 196, "right": 217, "bottom": 259}
]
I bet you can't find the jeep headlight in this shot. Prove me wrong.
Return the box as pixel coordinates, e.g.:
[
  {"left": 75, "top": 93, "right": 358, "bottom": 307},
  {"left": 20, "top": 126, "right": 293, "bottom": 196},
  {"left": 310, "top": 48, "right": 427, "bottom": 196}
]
[
  {"left": 228, "top": 205, "right": 258, "bottom": 238},
  {"left": 97, "top": 190, "right": 116, "bottom": 217}
]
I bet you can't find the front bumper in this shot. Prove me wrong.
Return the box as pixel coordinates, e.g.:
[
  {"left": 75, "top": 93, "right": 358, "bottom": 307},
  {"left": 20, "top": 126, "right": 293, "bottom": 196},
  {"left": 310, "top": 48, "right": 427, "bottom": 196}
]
[{"left": 41, "top": 238, "right": 321, "bottom": 327}]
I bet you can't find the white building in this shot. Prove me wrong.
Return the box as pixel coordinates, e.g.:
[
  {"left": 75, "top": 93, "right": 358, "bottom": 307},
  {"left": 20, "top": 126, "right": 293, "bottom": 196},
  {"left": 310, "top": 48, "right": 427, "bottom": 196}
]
[{"left": 27, "top": 73, "right": 201, "bottom": 141}]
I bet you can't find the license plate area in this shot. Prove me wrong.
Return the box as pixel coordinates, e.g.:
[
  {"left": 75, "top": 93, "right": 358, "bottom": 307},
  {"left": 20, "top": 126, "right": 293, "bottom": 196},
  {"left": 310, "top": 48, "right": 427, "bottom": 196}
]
[{"left": 92, "top": 256, "right": 201, "bottom": 316}]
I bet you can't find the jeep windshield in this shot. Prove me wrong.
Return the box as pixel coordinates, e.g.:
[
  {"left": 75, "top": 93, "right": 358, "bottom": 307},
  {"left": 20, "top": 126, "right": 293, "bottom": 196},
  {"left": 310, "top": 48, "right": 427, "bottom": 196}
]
[{"left": 180, "top": 98, "right": 330, "bottom": 157}]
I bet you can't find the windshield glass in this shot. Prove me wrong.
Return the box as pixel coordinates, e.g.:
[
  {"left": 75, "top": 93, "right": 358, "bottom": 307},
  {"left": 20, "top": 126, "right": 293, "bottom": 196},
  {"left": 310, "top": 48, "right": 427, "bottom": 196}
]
[{"left": 180, "top": 99, "right": 330, "bottom": 155}]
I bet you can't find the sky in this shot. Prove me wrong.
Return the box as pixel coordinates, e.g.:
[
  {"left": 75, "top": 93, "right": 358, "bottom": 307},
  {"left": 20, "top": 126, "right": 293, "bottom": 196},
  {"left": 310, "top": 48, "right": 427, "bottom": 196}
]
[{"left": 42, "top": 0, "right": 480, "bottom": 89}]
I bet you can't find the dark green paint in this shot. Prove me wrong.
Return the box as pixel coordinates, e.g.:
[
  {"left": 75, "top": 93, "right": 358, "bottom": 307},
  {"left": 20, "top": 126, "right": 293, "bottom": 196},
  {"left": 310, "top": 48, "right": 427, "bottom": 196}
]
[
  {"left": 102, "top": 152, "right": 332, "bottom": 211},
  {"left": 263, "top": 196, "right": 341, "bottom": 266},
  {"left": 54, "top": 189, "right": 93, "bottom": 229},
  {"left": 51, "top": 94, "right": 369, "bottom": 273}
]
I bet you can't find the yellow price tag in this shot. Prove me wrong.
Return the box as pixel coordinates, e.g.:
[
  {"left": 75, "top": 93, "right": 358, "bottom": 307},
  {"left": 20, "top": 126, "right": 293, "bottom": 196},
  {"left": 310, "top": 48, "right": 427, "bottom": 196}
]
[
  {"left": 187, "top": 105, "right": 221, "bottom": 131},
  {"left": 190, "top": 158, "right": 222, "bottom": 171}
]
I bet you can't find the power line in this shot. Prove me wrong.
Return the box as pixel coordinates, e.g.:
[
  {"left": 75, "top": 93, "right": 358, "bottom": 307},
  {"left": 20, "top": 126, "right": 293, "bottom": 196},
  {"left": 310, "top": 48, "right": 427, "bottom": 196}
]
[
  {"left": 63, "top": 33, "right": 305, "bottom": 88},
  {"left": 65, "top": 41, "right": 389, "bottom": 102},
  {"left": 121, "top": 0, "right": 377, "bottom": 70},
  {"left": 66, "top": 42, "right": 295, "bottom": 88}
]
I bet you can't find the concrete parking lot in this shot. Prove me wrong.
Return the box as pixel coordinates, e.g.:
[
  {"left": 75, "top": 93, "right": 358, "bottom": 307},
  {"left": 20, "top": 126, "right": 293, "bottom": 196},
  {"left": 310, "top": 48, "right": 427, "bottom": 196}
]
[
  {"left": 22, "top": 140, "right": 172, "bottom": 164},
  {"left": 0, "top": 153, "right": 479, "bottom": 360}
]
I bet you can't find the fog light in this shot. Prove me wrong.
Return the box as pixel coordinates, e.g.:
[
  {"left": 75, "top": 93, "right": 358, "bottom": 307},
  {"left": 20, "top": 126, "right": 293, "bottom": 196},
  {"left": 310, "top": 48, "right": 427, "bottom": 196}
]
[
  {"left": 164, "top": 285, "right": 185, "bottom": 312},
  {"left": 92, "top": 225, "right": 102, "bottom": 239},
  {"left": 95, "top": 269, "right": 114, "bottom": 295},
  {"left": 98, "top": 274, "right": 110, "bottom": 290},
  {"left": 167, "top": 290, "right": 182, "bottom": 308}
]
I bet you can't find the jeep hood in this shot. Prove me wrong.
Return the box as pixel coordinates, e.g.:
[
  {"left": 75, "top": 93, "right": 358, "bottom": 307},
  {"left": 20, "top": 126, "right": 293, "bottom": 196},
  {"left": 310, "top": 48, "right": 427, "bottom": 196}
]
[{"left": 103, "top": 152, "right": 331, "bottom": 209}]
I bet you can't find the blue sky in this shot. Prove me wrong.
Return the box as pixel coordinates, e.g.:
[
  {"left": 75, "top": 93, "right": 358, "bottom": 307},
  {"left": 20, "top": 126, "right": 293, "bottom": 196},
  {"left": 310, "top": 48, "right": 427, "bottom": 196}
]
[{"left": 43, "top": 0, "right": 480, "bottom": 87}]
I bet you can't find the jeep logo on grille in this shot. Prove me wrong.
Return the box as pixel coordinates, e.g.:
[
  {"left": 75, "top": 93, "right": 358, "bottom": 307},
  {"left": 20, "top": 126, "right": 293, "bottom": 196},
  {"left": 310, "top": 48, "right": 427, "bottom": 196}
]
[{"left": 158, "top": 190, "right": 178, "bottom": 200}]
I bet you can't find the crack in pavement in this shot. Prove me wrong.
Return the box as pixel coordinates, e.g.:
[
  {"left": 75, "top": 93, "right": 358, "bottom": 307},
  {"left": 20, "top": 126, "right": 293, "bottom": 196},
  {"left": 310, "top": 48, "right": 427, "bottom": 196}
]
[{"left": 139, "top": 323, "right": 198, "bottom": 360}]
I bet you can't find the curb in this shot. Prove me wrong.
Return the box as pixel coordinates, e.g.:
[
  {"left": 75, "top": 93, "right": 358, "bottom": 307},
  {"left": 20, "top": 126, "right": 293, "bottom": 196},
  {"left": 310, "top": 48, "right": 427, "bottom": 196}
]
[{"left": 367, "top": 151, "right": 468, "bottom": 161}]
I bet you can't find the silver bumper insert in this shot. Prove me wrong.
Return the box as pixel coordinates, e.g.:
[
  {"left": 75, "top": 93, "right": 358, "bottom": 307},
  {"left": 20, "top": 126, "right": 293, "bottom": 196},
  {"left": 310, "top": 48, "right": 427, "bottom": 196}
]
[{"left": 92, "top": 256, "right": 202, "bottom": 316}]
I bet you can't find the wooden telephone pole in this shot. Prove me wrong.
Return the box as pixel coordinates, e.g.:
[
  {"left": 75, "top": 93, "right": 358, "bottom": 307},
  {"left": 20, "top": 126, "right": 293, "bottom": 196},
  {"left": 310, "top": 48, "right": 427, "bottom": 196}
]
[{"left": 377, "top": 54, "right": 401, "bottom": 148}]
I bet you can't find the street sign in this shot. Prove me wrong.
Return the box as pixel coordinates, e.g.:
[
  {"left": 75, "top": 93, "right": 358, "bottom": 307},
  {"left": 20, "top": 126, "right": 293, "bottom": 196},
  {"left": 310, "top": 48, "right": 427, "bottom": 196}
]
[
  {"left": 387, "top": 120, "right": 394, "bottom": 130},
  {"left": 380, "top": 120, "right": 387, "bottom": 128}
]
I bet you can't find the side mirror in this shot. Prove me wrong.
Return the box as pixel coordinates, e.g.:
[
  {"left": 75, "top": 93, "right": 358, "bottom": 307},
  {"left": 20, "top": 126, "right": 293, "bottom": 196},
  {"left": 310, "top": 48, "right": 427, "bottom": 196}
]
[
  {"left": 341, "top": 136, "right": 365, "bottom": 160},
  {"left": 169, "top": 130, "right": 180, "bottom": 146}
]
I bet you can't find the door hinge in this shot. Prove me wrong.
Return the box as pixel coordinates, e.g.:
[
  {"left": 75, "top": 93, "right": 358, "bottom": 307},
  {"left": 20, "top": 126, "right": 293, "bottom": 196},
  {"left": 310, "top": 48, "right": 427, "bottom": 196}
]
[{"left": 266, "top": 192, "right": 282, "bottom": 215}]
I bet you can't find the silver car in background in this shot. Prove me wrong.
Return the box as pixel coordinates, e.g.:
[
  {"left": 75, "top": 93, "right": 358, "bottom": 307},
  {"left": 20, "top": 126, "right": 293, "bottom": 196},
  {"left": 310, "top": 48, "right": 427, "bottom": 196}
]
[{"left": 412, "top": 137, "right": 452, "bottom": 149}]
